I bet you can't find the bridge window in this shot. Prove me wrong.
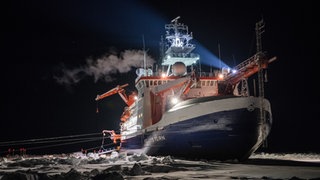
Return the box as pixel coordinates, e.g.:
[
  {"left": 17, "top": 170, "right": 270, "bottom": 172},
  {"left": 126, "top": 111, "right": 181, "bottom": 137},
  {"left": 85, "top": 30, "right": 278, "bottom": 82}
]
[{"left": 139, "top": 82, "right": 143, "bottom": 89}]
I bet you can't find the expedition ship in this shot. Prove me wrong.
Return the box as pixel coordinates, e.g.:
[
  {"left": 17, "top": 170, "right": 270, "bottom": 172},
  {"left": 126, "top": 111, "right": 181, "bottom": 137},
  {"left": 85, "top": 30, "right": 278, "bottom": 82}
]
[{"left": 96, "top": 17, "right": 277, "bottom": 160}]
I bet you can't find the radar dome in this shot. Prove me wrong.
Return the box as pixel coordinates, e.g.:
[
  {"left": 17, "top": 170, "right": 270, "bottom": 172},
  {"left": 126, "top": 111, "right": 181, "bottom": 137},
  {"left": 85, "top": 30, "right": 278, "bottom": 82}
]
[{"left": 172, "top": 62, "right": 186, "bottom": 76}]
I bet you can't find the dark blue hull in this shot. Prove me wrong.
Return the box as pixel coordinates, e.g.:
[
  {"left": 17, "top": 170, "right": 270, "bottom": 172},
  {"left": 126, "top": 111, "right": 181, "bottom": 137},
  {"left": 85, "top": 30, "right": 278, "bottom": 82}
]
[{"left": 121, "top": 107, "right": 272, "bottom": 161}]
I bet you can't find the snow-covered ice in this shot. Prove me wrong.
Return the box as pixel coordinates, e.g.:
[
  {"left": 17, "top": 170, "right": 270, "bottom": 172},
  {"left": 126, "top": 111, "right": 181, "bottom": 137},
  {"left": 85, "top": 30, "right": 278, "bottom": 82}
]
[{"left": 0, "top": 152, "right": 319, "bottom": 180}]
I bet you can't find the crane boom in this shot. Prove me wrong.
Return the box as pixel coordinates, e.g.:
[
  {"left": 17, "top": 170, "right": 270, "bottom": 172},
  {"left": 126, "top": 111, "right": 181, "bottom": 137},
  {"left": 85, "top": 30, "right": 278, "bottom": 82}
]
[
  {"left": 95, "top": 84, "right": 129, "bottom": 103},
  {"left": 224, "top": 54, "right": 277, "bottom": 85}
]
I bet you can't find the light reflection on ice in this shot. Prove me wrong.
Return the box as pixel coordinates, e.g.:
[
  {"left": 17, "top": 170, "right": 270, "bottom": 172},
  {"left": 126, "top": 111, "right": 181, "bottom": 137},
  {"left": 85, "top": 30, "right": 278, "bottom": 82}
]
[
  {"left": 250, "top": 152, "right": 320, "bottom": 163},
  {"left": 0, "top": 152, "right": 319, "bottom": 180}
]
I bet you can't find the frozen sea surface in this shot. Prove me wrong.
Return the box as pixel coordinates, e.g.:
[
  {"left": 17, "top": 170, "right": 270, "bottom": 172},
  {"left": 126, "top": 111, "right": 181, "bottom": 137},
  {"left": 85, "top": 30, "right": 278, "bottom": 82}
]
[{"left": 0, "top": 152, "right": 319, "bottom": 180}]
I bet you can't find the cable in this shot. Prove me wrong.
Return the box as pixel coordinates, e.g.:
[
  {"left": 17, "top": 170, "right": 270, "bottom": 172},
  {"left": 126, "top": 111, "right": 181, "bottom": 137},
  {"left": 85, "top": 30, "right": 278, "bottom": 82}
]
[
  {"left": 0, "top": 136, "right": 106, "bottom": 147},
  {"left": 25, "top": 138, "right": 104, "bottom": 151},
  {"left": 0, "top": 133, "right": 113, "bottom": 155},
  {"left": 0, "top": 137, "right": 108, "bottom": 154},
  {"left": 0, "top": 132, "right": 102, "bottom": 146}
]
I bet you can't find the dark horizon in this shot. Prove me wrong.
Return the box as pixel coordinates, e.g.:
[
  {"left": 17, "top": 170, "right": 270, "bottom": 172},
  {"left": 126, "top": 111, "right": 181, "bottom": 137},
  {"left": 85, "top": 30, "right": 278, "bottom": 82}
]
[{"left": 2, "top": 0, "right": 318, "bottom": 156}]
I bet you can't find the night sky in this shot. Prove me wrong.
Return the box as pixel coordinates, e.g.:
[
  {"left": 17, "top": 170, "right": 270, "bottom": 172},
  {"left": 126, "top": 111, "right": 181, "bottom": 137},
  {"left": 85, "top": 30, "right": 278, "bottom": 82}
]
[{"left": 2, "top": 1, "right": 318, "bottom": 155}]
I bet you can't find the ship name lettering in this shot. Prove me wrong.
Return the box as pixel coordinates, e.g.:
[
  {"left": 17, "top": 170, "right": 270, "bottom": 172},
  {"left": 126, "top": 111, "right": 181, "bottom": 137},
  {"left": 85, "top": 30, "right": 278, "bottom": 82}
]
[{"left": 152, "top": 135, "right": 165, "bottom": 142}]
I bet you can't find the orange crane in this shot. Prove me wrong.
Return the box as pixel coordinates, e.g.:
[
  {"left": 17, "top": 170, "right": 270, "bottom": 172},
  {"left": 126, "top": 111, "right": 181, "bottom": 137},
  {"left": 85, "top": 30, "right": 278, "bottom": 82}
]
[
  {"left": 95, "top": 84, "right": 137, "bottom": 150},
  {"left": 96, "top": 83, "right": 128, "bottom": 103},
  {"left": 95, "top": 83, "right": 137, "bottom": 122},
  {"left": 102, "top": 130, "right": 122, "bottom": 151},
  {"left": 224, "top": 53, "right": 277, "bottom": 86},
  {"left": 221, "top": 52, "right": 277, "bottom": 95},
  {"left": 96, "top": 83, "right": 137, "bottom": 107}
]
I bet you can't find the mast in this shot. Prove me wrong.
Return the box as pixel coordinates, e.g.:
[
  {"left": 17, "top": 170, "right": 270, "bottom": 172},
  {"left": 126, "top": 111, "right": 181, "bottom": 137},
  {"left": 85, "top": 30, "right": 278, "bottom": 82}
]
[
  {"left": 256, "top": 19, "right": 265, "bottom": 99},
  {"left": 256, "top": 20, "right": 264, "bottom": 53},
  {"left": 255, "top": 19, "right": 265, "bottom": 99},
  {"left": 255, "top": 19, "right": 267, "bottom": 147}
]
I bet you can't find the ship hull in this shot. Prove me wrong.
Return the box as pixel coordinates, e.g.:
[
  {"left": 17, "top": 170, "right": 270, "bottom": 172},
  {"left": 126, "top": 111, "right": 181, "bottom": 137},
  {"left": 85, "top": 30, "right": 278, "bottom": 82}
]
[{"left": 121, "top": 96, "right": 272, "bottom": 161}]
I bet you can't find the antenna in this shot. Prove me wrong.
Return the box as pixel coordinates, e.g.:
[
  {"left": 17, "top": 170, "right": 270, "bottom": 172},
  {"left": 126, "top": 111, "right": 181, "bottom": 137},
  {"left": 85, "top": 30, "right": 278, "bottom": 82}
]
[
  {"left": 142, "top": 34, "right": 146, "bottom": 76},
  {"left": 171, "top": 16, "right": 180, "bottom": 23},
  {"left": 232, "top": 54, "right": 236, "bottom": 69},
  {"left": 218, "top": 43, "right": 221, "bottom": 70}
]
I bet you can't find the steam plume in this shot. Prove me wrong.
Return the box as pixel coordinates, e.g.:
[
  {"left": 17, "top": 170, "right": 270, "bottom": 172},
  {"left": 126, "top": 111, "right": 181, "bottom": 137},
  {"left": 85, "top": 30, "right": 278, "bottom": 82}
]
[{"left": 54, "top": 50, "right": 154, "bottom": 85}]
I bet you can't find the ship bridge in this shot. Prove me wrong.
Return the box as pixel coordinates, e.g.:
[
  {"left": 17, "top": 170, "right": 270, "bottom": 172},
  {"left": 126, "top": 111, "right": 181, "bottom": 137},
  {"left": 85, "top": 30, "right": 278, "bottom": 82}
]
[
  {"left": 162, "top": 53, "right": 200, "bottom": 66},
  {"left": 162, "top": 16, "right": 199, "bottom": 67}
]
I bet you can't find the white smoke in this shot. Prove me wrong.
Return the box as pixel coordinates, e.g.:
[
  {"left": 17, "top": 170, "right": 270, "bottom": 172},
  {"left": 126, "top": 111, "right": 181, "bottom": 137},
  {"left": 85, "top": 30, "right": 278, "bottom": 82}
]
[{"left": 54, "top": 50, "right": 154, "bottom": 85}]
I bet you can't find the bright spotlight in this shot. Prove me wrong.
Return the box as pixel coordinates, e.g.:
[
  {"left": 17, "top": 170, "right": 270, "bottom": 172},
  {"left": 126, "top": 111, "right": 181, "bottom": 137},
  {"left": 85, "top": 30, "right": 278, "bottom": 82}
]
[
  {"left": 134, "top": 96, "right": 138, "bottom": 100},
  {"left": 218, "top": 73, "right": 224, "bottom": 79},
  {"left": 171, "top": 97, "right": 179, "bottom": 104},
  {"left": 161, "top": 73, "right": 166, "bottom": 78},
  {"left": 232, "top": 69, "right": 237, "bottom": 74}
]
